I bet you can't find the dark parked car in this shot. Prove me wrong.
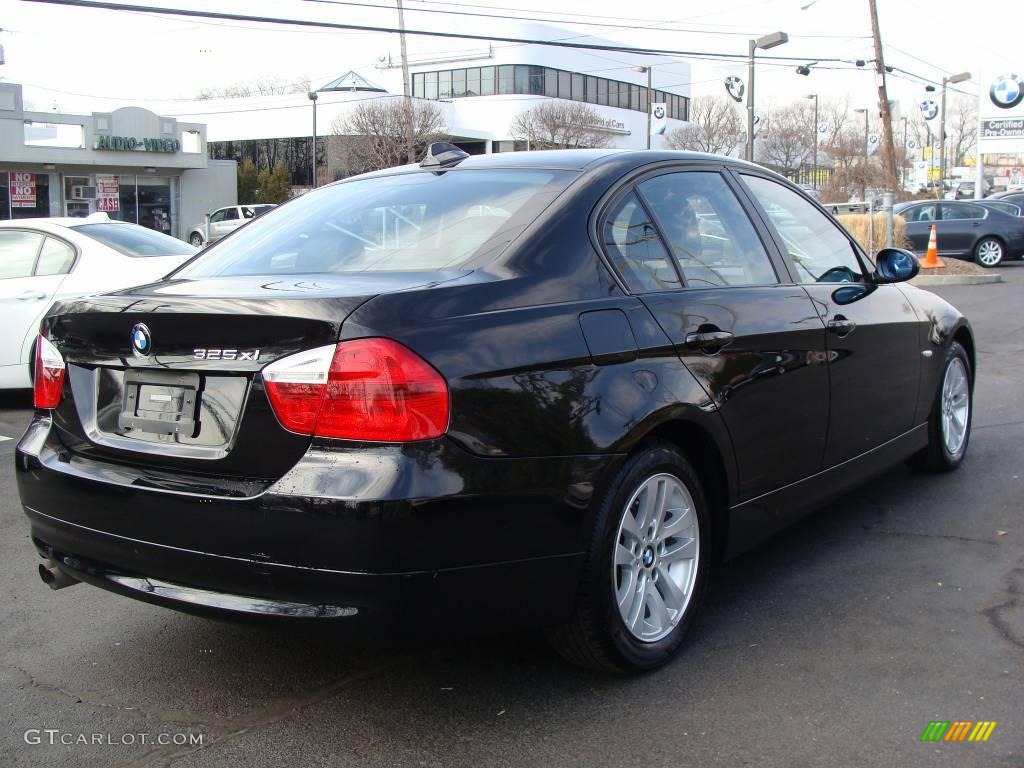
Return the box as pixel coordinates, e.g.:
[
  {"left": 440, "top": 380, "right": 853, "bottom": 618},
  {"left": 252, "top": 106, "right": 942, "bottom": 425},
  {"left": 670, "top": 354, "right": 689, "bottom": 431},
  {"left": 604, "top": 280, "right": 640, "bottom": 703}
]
[
  {"left": 895, "top": 199, "right": 1024, "bottom": 267},
  {"left": 987, "top": 190, "right": 1024, "bottom": 208},
  {"left": 18, "top": 148, "right": 975, "bottom": 673}
]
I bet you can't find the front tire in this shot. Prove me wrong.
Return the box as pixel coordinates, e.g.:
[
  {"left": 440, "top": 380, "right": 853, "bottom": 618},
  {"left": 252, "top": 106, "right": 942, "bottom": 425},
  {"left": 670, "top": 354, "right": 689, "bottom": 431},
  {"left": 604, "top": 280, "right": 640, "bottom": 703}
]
[
  {"left": 547, "top": 444, "right": 710, "bottom": 673},
  {"left": 189, "top": 233, "right": 204, "bottom": 247},
  {"left": 974, "top": 237, "right": 1003, "bottom": 267},
  {"left": 909, "top": 341, "right": 972, "bottom": 472}
]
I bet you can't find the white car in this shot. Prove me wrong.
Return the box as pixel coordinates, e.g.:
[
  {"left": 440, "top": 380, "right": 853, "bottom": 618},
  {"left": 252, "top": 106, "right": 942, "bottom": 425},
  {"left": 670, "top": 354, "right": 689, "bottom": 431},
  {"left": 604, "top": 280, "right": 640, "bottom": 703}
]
[
  {"left": 0, "top": 213, "right": 196, "bottom": 389},
  {"left": 187, "top": 204, "right": 275, "bottom": 247}
]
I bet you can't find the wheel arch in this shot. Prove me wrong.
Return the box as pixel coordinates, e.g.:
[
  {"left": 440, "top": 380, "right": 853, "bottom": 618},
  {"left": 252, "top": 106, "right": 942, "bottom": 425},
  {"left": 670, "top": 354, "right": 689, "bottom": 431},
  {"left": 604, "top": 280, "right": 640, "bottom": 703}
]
[
  {"left": 627, "top": 414, "right": 736, "bottom": 564},
  {"left": 952, "top": 322, "right": 975, "bottom": 382}
]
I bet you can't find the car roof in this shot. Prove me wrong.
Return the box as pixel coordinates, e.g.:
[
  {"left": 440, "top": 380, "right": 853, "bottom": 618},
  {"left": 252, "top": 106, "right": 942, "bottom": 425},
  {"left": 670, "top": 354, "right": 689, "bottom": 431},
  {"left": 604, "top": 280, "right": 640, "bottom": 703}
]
[
  {"left": 339, "top": 148, "right": 773, "bottom": 183},
  {"left": 0, "top": 213, "right": 133, "bottom": 229}
]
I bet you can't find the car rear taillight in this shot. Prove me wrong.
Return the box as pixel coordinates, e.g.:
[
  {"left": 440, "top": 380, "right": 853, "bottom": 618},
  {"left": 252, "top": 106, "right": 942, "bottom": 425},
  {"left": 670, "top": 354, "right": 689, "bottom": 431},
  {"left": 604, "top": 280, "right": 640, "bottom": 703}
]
[
  {"left": 33, "top": 335, "right": 66, "bottom": 409},
  {"left": 262, "top": 338, "right": 449, "bottom": 442}
]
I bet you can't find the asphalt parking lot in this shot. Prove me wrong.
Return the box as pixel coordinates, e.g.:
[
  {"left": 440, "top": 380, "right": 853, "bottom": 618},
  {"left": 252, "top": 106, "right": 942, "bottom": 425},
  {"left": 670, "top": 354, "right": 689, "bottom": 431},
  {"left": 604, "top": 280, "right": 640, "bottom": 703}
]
[{"left": 1, "top": 266, "right": 1021, "bottom": 768}]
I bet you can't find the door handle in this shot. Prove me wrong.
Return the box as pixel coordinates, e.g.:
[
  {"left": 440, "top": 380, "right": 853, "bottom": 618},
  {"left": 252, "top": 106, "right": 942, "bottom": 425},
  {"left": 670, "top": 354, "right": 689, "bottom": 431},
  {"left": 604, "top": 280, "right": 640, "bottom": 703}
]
[
  {"left": 827, "top": 315, "right": 856, "bottom": 338},
  {"left": 685, "top": 329, "right": 735, "bottom": 352},
  {"left": 17, "top": 290, "right": 47, "bottom": 301}
]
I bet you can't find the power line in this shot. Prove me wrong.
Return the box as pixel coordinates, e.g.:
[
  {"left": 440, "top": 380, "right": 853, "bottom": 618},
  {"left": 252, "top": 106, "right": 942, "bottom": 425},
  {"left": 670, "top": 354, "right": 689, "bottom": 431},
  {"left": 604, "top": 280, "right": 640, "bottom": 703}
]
[
  {"left": 21, "top": 0, "right": 854, "bottom": 64},
  {"left": 301, "top": 0, "right": 839, "bottom": 38}
]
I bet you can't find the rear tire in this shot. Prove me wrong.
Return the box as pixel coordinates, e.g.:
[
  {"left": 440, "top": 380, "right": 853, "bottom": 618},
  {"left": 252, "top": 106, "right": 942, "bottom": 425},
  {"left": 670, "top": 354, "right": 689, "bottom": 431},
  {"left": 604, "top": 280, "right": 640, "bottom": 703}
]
[
  {"left": 909, "top": 341, "right": 972, "bottom": 473},
  {"left": 547, "top": 443, "right": 710, "bottom": 673},
  {"left": 974, "top": 237, "right": 1003, "bottom": 267}
]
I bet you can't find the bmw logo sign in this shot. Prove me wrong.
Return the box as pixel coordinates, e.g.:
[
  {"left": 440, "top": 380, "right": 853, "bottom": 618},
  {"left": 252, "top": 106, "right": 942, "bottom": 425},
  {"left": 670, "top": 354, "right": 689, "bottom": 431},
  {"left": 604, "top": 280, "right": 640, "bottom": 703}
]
[
  {"left": 131, "top": 323, "right": 152, "bottom": 357},
  {"left": 653, "top": 105, "right": 665, "bottom": 120},
  {"left": 919, "top": 99, "right": 939, "bottom": 120},
  {"left": 724, "top": 76, "right": 745, "bottom": 103},
  {"left": 990, "top": 73, "right": 1024, "bottom": 110}
]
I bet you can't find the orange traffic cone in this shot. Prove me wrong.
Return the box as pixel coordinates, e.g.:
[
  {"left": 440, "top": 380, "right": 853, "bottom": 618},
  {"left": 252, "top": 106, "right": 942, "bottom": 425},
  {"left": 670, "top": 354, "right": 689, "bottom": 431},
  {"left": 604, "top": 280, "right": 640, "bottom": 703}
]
[{"left": 920, "top": 224, "right": 945, "bottom": 269}]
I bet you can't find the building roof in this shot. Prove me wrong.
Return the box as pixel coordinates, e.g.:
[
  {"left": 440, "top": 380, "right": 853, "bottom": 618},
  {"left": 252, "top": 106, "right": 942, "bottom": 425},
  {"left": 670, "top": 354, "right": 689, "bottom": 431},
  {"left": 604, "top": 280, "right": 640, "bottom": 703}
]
[{"left": 319, "top": 70, "right": 387, "bottom": 93}]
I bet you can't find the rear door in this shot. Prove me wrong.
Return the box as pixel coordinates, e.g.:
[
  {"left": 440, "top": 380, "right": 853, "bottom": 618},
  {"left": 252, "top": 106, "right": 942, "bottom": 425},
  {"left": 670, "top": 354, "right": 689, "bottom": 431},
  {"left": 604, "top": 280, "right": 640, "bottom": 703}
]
[
  {"left": 736, "top": 172, "right": 921, "bottom": 467},
  {"left": 0, "top": 229, "right": 75, "bottom": 368},
  {"left": 938, "top": 202, "right": 987, "bottom": 255},
  {"left": 604, "top": 167, "right": 830, "bottom": 501}
]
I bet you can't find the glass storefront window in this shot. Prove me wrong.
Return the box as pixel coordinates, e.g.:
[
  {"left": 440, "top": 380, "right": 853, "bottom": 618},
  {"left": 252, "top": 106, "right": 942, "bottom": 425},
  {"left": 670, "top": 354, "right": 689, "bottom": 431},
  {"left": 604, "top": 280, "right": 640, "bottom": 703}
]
[
  {"left": 3, "top": 171, "right": 51, "bottom": 220},
  {"left": 438, "top": 70, "right": 452, "bottom": 99}
]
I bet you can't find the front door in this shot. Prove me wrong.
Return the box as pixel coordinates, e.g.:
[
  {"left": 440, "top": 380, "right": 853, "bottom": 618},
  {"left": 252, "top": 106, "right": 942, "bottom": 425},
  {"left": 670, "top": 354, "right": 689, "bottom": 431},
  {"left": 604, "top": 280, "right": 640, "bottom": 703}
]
[
  {"left": 611, "top": 169, "right": 831, "bottom": 501},
  {"left": 900, "top": 202, "right": 938, "bottom": 253},
  {"left": 938, "top": 202, "right": 986, "bottom": 256},
  {"left": 738, "top": 173, "right": 922, "bottom": 467}
]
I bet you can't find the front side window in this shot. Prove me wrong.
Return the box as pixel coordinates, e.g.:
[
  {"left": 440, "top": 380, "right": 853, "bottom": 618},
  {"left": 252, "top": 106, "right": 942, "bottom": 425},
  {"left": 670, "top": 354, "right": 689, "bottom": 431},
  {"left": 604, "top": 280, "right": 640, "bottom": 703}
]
[
  {"left": 209, "top": 209, "right": 227, "bottom": 224},
  {"left": 602, "top": 192, "right": 681, "bottom": 293},
  {"left": 0, "top": 230, "right": 44, "bottom": 280},
  {"left": 742, "top": 174, "right": 865, "bottom": 283},
  {"left": 639, "top": 172, "right": 777, "bottom": 288},
  {"left": 176, "top": 170, "right": 575, "bottom": 277},
  {"left": 903, "top": 204, "right": 937, "bottom": 222}
]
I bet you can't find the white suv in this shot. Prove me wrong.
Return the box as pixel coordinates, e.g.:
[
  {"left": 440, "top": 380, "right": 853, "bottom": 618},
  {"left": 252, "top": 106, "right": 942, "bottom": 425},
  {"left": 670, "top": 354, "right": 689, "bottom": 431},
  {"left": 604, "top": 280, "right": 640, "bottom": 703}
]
[{"left": 188, "top": 204, "right": 274, "bottom": 247}]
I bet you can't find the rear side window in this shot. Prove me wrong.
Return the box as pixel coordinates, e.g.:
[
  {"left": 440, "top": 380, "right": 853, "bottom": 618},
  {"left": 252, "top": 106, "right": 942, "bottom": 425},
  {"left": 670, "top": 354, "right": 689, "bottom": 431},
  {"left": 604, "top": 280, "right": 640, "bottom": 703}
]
[
  {"left": 0, "top": 230, "right": 44, "bottom": 280},
  {"left": 602, "top": 191, "right": 680, "bottom": 292},
  {"left": 178, "top": 169, "right": 575, "bottom": 277},
  {"left": 941, "top": 203, "right": 985, "bottom": 220},
  {"left": 638, "top": 172, "right": 777, "bottom": 288},
  {"left": 35, "top": 237, "right": 76, "bottom": 276}
]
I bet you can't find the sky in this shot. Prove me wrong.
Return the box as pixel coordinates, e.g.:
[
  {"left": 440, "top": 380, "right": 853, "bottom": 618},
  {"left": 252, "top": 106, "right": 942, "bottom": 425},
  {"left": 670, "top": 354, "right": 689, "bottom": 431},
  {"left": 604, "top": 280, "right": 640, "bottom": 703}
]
[{"left": 0, "top": 0, "right": 1015, "bottom": 120}]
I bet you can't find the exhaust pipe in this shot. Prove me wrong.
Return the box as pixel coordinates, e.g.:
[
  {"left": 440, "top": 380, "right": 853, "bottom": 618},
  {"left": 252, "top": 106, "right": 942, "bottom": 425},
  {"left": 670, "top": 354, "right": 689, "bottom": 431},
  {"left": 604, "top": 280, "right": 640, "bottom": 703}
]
[{"left": 38, "top": 559, "right": 80, "bottom": 591}]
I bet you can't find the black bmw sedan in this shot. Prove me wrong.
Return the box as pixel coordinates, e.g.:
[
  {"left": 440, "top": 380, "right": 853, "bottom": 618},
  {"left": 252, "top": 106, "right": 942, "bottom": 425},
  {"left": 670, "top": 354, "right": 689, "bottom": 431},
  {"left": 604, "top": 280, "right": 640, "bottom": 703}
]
[
  {"left": 895, "top": 198, "right": 1024, "bottom": 267},
  {"left": 17, "top": 148, "right": 974, "bottom": 672}
]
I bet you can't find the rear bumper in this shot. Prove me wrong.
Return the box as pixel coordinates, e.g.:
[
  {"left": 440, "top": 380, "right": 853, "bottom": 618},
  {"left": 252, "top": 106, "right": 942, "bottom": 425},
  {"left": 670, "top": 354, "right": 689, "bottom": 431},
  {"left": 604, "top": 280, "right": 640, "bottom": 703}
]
[{"left": 17, "top": 416, "right": 618, "bottom": 628}]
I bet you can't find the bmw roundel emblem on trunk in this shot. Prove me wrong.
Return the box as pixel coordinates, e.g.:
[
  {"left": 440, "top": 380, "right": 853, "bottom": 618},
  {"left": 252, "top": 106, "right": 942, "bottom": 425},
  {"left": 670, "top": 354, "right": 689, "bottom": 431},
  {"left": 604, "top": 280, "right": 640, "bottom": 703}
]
[{"left": 131, "top": 323, "right": 152, "bottom": 357}]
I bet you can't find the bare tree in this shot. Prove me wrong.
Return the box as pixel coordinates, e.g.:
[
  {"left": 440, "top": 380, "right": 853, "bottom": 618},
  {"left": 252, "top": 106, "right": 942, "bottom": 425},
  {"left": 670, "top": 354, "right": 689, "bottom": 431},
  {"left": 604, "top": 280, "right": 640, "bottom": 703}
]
[
  {"left": 664, "top": 96, "right": 743, "bottom": 156},
  {"left": 197, "top": 74, "right": 311, "bottom": 100},
  {"left": 947, "top": 95, "right": 978, "bottom": 167},
  {"left": 759, "top": 102, "right": 815, "bottom": 173},
  {"left": 331, "top": 98, "right": 447, "bottom": 175},
  {"left": 509, "top": 102, "right": 613, "bottom": 150}
]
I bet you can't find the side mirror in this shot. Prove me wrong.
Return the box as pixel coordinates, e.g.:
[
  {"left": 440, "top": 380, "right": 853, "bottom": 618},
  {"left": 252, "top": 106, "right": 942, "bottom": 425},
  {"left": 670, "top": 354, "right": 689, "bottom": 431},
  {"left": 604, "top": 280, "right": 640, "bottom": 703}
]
[{"left": 874, "top": 248, "right": 919, "bottom": 283}]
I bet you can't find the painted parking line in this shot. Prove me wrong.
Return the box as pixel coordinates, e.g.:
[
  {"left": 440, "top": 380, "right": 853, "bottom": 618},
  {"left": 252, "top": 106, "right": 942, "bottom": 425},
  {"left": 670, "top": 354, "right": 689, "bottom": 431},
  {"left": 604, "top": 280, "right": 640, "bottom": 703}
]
[{"left": 0, "top": 435, "right": 12, "bottom": 442}]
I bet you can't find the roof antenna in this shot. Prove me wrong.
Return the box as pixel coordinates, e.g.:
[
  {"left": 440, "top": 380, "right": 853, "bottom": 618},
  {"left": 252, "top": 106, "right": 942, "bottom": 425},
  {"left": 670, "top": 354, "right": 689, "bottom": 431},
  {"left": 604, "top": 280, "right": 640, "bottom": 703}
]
[{"left": 420, "top": 142, "right": 469, "bottom": 169}]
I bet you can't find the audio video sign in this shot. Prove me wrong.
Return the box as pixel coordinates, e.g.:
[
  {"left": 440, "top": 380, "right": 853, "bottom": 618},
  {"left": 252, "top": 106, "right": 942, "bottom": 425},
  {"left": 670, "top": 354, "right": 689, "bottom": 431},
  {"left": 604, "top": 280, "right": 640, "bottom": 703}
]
[{"left": 94, "top": 135, "right": 181, "bottom": 153}]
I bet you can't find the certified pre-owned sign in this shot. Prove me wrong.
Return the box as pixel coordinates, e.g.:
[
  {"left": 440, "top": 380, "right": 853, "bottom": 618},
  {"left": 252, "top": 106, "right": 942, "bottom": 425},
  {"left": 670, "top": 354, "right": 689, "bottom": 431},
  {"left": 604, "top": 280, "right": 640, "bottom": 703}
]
[{"left": 981, "top": 118, "right": 1024, "bottom": 139}]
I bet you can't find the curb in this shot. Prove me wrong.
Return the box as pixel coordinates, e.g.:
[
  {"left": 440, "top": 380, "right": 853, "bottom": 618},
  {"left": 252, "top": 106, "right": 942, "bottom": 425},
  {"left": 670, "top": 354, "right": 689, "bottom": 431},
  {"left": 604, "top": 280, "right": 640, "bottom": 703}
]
[{"left": 910, "top": 273, "right": 1003, "bottom": 286}]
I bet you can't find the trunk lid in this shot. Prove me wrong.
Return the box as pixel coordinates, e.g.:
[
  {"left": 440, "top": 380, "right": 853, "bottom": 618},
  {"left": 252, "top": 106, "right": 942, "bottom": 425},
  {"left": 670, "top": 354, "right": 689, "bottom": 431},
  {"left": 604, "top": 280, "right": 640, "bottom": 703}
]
[{"left": 45, "top": 272, "right": 467, "bottom": 481}]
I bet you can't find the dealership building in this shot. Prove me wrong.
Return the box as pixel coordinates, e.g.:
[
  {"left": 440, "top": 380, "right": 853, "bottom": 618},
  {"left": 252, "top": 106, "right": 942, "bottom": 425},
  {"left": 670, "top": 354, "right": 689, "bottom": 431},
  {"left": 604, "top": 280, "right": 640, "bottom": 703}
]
[
  {"left": 184, "top": 23, "right": 694, "bottom": 185},
  {"left": 0, "top": 81, "right": 236, "bottom": 238}
]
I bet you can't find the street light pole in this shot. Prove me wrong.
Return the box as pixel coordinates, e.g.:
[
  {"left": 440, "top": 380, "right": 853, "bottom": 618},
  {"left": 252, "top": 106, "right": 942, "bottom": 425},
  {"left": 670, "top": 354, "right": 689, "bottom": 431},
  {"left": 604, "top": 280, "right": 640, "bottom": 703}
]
[
  {"left": 308, "top": 90, "right": 318, "bottom": 188},
  {"left": 940, "top": 71, "right": 971, "bottom": 192},
  {"left": 745, "top": 31, "right": 788, "bottom": 162},
  {"left": 805, "top": 93, "right": 818, "bottom": 189}
]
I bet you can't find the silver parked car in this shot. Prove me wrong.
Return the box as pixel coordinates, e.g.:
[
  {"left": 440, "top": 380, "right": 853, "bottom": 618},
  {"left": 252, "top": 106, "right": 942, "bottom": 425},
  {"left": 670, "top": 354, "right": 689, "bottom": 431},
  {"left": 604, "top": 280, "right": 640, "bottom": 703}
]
[{"left": 187, "top": 204, "right": 274, "bottom": 247}]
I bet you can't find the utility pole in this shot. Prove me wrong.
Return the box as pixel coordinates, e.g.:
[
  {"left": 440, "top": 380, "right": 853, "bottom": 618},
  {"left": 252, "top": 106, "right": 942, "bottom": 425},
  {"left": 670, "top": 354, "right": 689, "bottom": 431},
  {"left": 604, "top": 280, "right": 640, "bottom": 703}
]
[
  {"left": 867, "top": 0, "right": 898, "bottom": 190},
  {"left": 396, "top": 0, "right": 415, "bottom": 163}
]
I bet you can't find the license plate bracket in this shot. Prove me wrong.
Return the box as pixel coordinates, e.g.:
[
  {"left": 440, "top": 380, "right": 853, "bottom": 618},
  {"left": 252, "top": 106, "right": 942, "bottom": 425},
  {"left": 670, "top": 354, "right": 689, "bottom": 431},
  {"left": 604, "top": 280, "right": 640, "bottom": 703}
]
[{"left": 119, "top": 370, "right": 200, "bottom": 436}]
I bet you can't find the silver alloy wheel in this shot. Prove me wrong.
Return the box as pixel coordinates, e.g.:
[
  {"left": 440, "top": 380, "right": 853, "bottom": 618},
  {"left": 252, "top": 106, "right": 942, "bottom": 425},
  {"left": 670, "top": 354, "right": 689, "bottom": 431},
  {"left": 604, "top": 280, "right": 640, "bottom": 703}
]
[
  {"left": 190, "top": 233, "right": 204, "bottom": 247},
  {"left": 941, "top": 357, "right": 970, "bottom": 456},
  {"left": 976, "top": 239, "right": 1003, "bottom": 266},
  {"left": 612, "top": 473, "right": 700, "bottom": 643}
]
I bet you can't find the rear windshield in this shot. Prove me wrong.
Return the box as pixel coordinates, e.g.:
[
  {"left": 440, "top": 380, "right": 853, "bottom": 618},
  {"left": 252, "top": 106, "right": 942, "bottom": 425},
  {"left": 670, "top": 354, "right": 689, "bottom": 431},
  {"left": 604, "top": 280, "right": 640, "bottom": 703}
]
[
  {"left": 176, "top": 169, "right": 575, "bottom": 277},
  {"left": 70, "top": 223, "right": 197, "bottom": 257}
]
